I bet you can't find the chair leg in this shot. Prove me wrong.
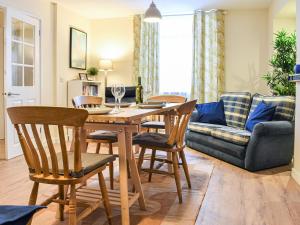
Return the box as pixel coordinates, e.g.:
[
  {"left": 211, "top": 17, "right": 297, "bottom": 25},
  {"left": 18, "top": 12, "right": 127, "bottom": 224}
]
[
  {"left": 98, "top": 172, "right": 113, "bottom": 225},
  {"left": 179, "top": 150, "right": 191, "bottom": 189},
  {"left": 137, "top": 147, "right": 146, "bottom": 173},
  {"left": 58, "top": 185, "right": 65, "bottom": 221},
  {"left": 109, "top": 143, "right": 114, "bottom": 190},
  {"left": 127, "top": 160, "right": 131, "bottom": 178},
  {"left": 95, "top": 143, "right": 101, "bottom": 154},
  {"left": 86, "top": 142, "right": 89, "bottom": 151},
  {"left": 172, "top": 152, "right": 183, "bottom": 203},
  {"left": 69, "top": 184, "right": 77, "bottom": 225},
  {"left": 148, "top": 149, "right": 156, "bottom": 182},
  {"left": 28, "top": 182, "right": 39, "bottom": 205},
  {"left": 27, "top": 182, "right": 39, "bottom": 225}
]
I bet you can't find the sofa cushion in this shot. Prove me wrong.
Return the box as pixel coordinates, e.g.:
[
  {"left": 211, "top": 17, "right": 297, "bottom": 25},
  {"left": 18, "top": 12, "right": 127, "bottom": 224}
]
[
  {"left": 245, "top": 101, "right": 276, "bottom": 132},
  {"left": 249, "top": 94, "right": 295, "bottom": 121},
  {"left": 211, "top": 126, "right": 251, "bottom": 146},
  {"left": 188, "top": 122, "right": 226, "bottom": 135},
  {"left": 185, "top": 130, "right": 247, "bottom": 159},
  {"left": 195, "top": 100, "right": 227, "bottom": 125},
  {"left": 220, "top": 92, "right": 251, "bottom": 129}
]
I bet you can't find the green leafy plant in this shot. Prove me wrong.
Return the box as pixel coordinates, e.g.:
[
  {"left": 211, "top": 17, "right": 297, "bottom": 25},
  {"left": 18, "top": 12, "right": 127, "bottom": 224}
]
[
  {"left": 263, "top": 30, "right": 296, "bottom": 96},
  {"left": 87, "top": 67, "right": 99, "bottom": 76}
]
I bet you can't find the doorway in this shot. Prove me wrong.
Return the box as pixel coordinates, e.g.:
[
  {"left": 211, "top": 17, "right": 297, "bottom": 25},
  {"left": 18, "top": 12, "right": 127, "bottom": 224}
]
[
  {"left": 0, "top": 6, "right": 41, "bottom": 160},
  {"left": 0, "top": 8, "right": 5, "bottom": 159}
]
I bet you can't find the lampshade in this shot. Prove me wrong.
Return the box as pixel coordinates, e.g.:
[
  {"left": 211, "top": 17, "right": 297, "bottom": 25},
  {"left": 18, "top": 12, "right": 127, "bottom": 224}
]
[
  {"left": 144, "top": 1, "right": 162, "bottom": 23},
  {"left": 99, "top": 59, "right": 113, "bottom": 71}
]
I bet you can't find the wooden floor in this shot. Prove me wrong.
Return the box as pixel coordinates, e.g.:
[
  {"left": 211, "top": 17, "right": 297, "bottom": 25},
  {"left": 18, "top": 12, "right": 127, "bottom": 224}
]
[{"left": 1, "top": 146, "right": 300, "bottom": 225}]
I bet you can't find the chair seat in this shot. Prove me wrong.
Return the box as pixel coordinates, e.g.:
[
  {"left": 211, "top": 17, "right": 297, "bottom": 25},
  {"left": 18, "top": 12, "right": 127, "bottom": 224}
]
[
  {"left": 141, "top": 121, "right": 165, "bottom": 129},
  {"left": 87, "top": 130, "right": 118, "bottom": 142},
  {"left": 51, "top": 152, "right": 115, "bottom": 178},
  {"left": 133, "top": 133, "right": 175, "bottom": 149}
]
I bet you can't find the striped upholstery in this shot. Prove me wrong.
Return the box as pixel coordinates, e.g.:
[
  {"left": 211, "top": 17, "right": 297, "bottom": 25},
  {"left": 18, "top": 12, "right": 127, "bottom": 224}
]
[
  {"left": 220, "top": 92, "right": 251, "bottom": 129},
  {"left": 188, "top": 122, "right": 226, "bottom": 135},
  {"left": 211, "top": 126, "right": 251, "bottom": 146},
  {"left": 249, "top": 94, "right": 295, "bottom": 121}
]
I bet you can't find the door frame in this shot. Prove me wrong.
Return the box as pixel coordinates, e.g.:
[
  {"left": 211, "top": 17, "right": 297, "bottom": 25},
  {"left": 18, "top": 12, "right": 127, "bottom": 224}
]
[{"left": 0, "top": 4, "right": 42, "bottom": 159}]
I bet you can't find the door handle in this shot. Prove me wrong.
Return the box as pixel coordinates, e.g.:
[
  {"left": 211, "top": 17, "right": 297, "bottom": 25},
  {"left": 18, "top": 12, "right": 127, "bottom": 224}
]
[{"left": 3, "top": 92, "right": 20, "bottom": 96}]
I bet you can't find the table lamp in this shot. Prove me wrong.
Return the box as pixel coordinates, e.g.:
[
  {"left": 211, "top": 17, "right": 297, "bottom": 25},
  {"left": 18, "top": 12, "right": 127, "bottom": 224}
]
[{"left": 99, "top": 59, "right": 113, "bottom": 87}]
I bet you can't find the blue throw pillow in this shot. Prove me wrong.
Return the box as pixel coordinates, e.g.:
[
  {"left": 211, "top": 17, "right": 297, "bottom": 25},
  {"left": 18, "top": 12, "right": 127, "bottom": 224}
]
[
  {"left": 195, "top": 100, "right": 227, "bottom": 125},
  {"left": 246, "top": 101, "right": 276, "bottom": 132}
]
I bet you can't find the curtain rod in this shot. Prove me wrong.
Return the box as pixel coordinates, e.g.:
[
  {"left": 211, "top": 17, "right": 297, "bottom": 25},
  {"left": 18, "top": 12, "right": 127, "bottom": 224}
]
[{"left": 162, "top": 9, "right": 227, "bottom": 17}]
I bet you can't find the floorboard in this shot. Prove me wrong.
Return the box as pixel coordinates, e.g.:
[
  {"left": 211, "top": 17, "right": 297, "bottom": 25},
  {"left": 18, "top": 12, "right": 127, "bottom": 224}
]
[{"left": 1, "top": 145, "right": 300, "bottom": 225}]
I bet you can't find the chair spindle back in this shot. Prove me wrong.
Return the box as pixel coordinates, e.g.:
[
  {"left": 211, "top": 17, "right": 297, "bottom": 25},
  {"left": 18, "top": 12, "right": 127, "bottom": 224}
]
[
  {"left": 7, "top": 106, "right": 88, "bottom": 178},
  {"left": 167, "top": 100, "right": 197, "bottom": 147},
  {"left": 72, "top": 96, "right": 103, "bottom": 108}
]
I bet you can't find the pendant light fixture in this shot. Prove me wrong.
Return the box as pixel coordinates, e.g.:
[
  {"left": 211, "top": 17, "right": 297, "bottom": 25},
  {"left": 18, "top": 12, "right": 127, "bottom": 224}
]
[{"left": 144, "top": 1, "right": 162, "bottom": 23}]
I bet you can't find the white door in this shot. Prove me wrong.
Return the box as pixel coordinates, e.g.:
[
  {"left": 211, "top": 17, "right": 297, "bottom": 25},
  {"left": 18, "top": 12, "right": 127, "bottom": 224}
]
[{"left": 4, "top": 8, "right": 40, "bottom": 159}]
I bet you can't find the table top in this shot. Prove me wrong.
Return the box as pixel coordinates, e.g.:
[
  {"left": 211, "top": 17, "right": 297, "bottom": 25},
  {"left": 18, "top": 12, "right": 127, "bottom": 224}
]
[{"left": 87, "top": 103, "right": 181, "bottom": 123}]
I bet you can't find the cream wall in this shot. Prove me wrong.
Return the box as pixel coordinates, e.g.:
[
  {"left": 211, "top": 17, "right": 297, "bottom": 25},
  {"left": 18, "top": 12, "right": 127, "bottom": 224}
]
[
  {"left": 273, "top": 18, "right": 296, "bottom": 34},
  {"left": 224, "top": 10, "right": 270, "bottom": 95},
  {"left": 54, "top": 3, "right": 91, "bottom": 106},
  {"left": 89, "top": 17, "right": 134, "bottom": 90}
]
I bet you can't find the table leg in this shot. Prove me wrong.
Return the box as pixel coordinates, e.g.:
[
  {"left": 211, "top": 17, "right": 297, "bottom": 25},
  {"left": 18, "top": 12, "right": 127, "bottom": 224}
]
[
  {"left": 164, "top": 113, "right": 173, "bottom": 173},
  {"left": 117, "top": 130, "right": 130, "bottom": 225},
  {"left": 125, "top": 129, "right": 146, "bottom": 210}
]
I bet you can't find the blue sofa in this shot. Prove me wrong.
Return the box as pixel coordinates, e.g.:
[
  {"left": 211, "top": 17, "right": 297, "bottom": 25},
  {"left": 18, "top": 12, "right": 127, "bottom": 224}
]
[{"left": 185, "top": 92, "right": 295, "bottom": 171}]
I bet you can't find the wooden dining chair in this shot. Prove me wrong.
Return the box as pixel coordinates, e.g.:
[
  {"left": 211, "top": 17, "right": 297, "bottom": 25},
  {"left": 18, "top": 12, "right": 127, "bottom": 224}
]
[
  {"left": 134, "top": 100, "right": 197, "bottom": 203},
  {"left": 7, "top": 106, "right": 115, "bottom": 225},
  {"left": 73, "top": 96, "right": 117, "bottom": 189},
  {"left": 141, "top": 95, "right": 187, "bottom": 132}
]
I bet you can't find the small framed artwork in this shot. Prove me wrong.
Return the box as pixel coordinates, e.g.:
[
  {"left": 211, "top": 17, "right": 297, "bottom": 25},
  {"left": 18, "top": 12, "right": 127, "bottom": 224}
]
[
  {"left": 79, "top": 73, "right": 88, "bottom": 80},
  {"left": 70, "top": 27, "right": 87, "bottom": 70}
]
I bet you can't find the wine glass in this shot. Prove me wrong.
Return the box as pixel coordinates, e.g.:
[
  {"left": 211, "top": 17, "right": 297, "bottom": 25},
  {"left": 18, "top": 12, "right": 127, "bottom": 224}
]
[
  {"left": 111, "top": 84, "right": 119, "bottom": 113},
  {"left": 144, "top": 83, "right": 152, "bottom": 103},
  {"left": 115, "top": 84, "right": 126, "bottom": 110}
]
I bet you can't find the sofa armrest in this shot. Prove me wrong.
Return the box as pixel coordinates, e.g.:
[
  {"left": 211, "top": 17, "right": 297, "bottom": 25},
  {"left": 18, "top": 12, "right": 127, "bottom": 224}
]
[
  {"left": 245, "top": 121, "right": 294, "bottom": 171},
  {"left": 190, "top": 110, "right": 199, "bottom": 123},
  {"left": 252, "top": 121, "right": 294, "bottom": 136}
]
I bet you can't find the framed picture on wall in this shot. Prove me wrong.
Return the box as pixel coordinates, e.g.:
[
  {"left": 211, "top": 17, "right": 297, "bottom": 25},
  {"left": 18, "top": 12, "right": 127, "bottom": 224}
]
[{"left": 70, "top": 27, "right": 87, "bottom": 70}]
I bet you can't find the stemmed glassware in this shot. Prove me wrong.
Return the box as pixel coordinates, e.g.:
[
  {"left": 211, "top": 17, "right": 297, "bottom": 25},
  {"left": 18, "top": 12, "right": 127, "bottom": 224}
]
[
  {"left": 111, "top": 84, "right": 126, "bottom": 113},
  {"left": 116, "top": 84, "right": 126, "bottom": 110},
  {"left": 144, "top": 83, "right": 152, "bottom": 103}
]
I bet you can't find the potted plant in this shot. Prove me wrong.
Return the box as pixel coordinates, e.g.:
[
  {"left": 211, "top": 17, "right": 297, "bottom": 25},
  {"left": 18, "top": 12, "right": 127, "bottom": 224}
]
[
  {"left": 87, "top": 67, "right": 99, "bottom": 80},
  {"left": 263, "top": 30, "right": 296, "bottom": 96}
]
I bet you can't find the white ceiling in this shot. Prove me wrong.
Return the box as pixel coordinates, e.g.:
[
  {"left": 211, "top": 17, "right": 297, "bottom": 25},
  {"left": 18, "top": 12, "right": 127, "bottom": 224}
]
[{"left": 53, "top": 0, "right": 273, "bottom": 19}]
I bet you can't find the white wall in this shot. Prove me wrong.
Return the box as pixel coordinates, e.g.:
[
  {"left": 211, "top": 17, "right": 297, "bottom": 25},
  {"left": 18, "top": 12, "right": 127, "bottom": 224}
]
[
  {"left": 292, "top": 0, "right": 300, "bottom": 185},
  {"left": 0, "top": 0, "right": 55, "bottom": 106},
  {"left": 54, "top": 3, "right": 91, "bottom": 106},
  {"left": 90, "top": 17, "right": 134, "bottom": 88},
  {"left": 224, "top": 10, "right": 270, "bottom": 95}
]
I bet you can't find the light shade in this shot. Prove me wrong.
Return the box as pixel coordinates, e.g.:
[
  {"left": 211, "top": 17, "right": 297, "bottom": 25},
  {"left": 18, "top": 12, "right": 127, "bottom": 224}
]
[
  {"left": 144, "top": 1, "right": 162, "bottom": 23},
  {"left": 99, "top": 59, "right": 113, "bottom": 71}
]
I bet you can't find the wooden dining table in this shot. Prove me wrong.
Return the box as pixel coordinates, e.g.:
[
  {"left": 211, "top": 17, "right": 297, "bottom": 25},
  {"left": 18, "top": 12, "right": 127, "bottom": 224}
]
[{"left": 80, "top": 103, "right": 181, "bottom": 225}]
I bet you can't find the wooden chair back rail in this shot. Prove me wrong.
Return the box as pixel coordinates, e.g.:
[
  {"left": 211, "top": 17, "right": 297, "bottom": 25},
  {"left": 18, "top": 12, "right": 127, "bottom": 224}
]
[
  {"left": 167, "top": 100, "right": 197, "bottom": 147},
  {"left": 147, "top": 95, "right": 187, "bottom": 122},
  {"left": 148, "top": 95, "right": 187, "bottom": 103},
  {"left": 73, "top": 96, "right": 103, "bottom": 108},
  {"left": 7, "top": 106, "right": 88, "bottom": 179}
]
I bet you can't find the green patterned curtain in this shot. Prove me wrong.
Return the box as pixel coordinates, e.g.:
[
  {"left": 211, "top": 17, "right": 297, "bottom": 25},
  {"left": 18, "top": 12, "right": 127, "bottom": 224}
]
[
  {"left": 133, "top": 15, "right": 160, "bottom": 95},
  {"left": 190, "top": 10, "right": 225, "bottom": 103}
]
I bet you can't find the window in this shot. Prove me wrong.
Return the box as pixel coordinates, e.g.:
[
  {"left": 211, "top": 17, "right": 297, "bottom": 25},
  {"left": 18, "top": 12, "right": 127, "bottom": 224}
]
[
  {"left": 11, "top": 18, "right": 35, "bottom": 87},
  {"left": 159, "top": 15, "right": 193, "bottom": 98}
]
